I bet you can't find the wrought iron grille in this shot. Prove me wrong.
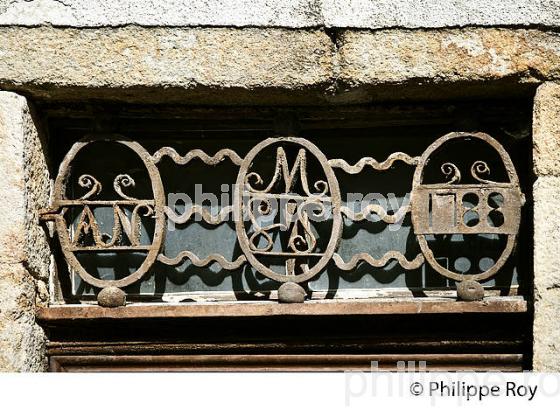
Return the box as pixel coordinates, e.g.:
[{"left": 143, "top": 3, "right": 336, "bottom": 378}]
[{"left": 40, "top": 132, "right": 525, "bottom": 307}]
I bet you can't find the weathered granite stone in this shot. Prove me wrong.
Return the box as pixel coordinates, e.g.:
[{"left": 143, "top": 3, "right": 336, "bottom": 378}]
[
  {"left": 0, "top": 91, "right": 50, "bottom": 372},
  {"left": 322, "top": 0, "right": 560, "bottom": 29},
  {"left": 533, "top": 175, "right": 560, "bottom": 370},
  {"left": 1, "top": 27, "right": 560, "bottom": 104},
  {"left": 0, "top": 263, "right": 46, "bottom": 371},
  {"left": 0, "top": 0, "right": 322, "bottom": 27},
  {"left": 0, "top": 92, "right": 50, "bottom": 285},
  {"left": 337, "top": 29, "right": 560, "bottom": 87},
  {"left": 534, "top": 83, "right": 560, "bottom": 177},
  {"left": 533, "top": 176, "right": 560, "bottom": 297},
  {"left": 0, "top": 0, "right": 558, "bottom": 29},
  {"left": 534, "top": 288, "right": 560, "bottom": 371},
  {"left": 533, "top": 89, "right": 560, "bottom": 369},
  {"left": 0, "top": 27, "right": 336, "bottom": 104}
]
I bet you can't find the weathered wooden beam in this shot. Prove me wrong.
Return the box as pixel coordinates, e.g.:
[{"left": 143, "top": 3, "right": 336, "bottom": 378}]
[{"left": 37, "top": 297, "right": 527, "bottom": 321}]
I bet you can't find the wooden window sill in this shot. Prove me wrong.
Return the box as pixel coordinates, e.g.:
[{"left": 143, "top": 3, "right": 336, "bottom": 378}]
[{"left": 37, "top": 296, "right": 527, "bottom": 321}]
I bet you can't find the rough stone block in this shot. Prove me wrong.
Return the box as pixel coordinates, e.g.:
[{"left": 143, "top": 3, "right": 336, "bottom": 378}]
[
  {"left": 0, "top": 92, "right": 50, "bottom": 280},
  {"left": 0, "top": 27, "right": 335, "bottom": 104},
  {"left": 338, "top": 29, "right": 560, "bottom": 86},
  {"left": 0, "top": 0, "right": 322, "bottom": 28},
  {"left": 0, "top": 91, "right": 50, "bottom": 372},
  {"left": 534, "top": 177, "right": 560, "bottom": 292},
  {"left": 0, "top": 263, "right": 46, "bottom": 371},
  {"left": 534, "top": 83, "right": 560, "bottom": 177},
  {"left": 323, "top": 0, "right": 560, "bottom": 29},
  {"left": 533, "top": 176, "right": 560, "bottom": 370},
  {"left": 534, "top": 288, "right": 560, "bottom": 371},
  {"left": 0, "top": 0, "right": 558, "bottom": 30},
  {"left": 2, "top": 27, "right": 560, "bottom": 104}
]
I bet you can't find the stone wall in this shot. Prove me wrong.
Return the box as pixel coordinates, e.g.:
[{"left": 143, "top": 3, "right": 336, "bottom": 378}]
[
  {"left": 0, "top": 92, "right": 50, "bottom": 371},
  {"left": 533, "top": 83, "right": 560, "bottom": 371},
  {"left": 0, "top": 0, "right": 558, "bottom": 28},
  {"left": 0, "top": 27, "right": 559, "bottom": 104}
]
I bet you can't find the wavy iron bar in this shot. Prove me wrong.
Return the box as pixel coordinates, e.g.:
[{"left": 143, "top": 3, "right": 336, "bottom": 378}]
[
  {"left": 151, "top": 147, "right": 243, "bottom": 166},
  {"left": 158, "top": 252, "right": 247, "bottom": 270},
  {"left": 328, "top": 152, "right": 419, "bottom": 174},
  {"left": 165, "top": 205, "right": 234, "bottom": 225},
  {"left": 340, "top": 204, "right": 411, "bottom": 224},
  {"left": 332, "top": 252, "right": 425, "bottom": 271}
]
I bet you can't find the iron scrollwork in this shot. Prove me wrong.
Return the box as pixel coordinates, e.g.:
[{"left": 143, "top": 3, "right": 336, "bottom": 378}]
[
  {"left": 410, "top": 132, "right": 525, "bottom": 300},
  {"left": 40, "top": 132, "right": 525, "bottom": 306}
]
